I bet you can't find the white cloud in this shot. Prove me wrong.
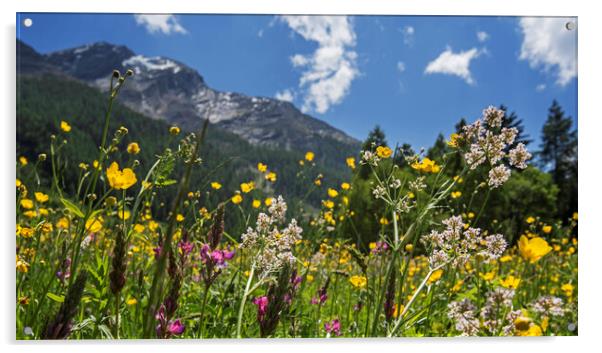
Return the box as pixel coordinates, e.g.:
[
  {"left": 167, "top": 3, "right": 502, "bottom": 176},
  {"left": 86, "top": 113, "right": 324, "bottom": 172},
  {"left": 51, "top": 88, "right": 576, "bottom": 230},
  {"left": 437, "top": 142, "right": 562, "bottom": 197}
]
[
  {"left": 425, "top": 46, "right": 483, "bottom": 85},
  {"left": 536, "top": 83, "right": 547, "bottom": 92},
  {"left": 279, "top": 16, "right": 359, "bottom": 114},
  {"left": 402, "top": 25, "right": 415, "bottom": 46},
  {"left": 397, "top": 61, "right": 406, "bottom": 73},
  {"left": 134, "top": 14, "right": 187, "bottom": 35},
  {"left": 477, "top": 31, "right": 489, "bottom": 42},
  {"left": 275, "top": 89, "right": 294, "bottom": 102},
  {"left": 518, "top": 17, "right": 577, "bottom": 86}
]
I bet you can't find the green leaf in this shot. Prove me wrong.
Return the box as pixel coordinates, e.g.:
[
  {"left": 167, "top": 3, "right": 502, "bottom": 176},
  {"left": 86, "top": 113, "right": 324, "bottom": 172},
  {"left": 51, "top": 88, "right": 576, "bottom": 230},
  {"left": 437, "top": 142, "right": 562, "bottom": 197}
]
[
  {"left": 46, "top": 292, "right": 65, "bottom": 303},
  {"left": 97, "top": 324, "right": 114, "bottom": 339},
  {"left": 155, "top": 179, "right": 176, "bottom": 187},
  {"left": 60, "top": 198, "right": 85, "bottom": 218}
]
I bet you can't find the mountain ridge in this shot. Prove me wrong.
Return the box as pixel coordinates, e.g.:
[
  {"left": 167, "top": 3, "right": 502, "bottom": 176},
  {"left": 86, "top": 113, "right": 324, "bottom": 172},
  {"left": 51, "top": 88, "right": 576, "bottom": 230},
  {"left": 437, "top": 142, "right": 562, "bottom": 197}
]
[{"left": 18, "top": 40, "right": 360, "bottom": 157}]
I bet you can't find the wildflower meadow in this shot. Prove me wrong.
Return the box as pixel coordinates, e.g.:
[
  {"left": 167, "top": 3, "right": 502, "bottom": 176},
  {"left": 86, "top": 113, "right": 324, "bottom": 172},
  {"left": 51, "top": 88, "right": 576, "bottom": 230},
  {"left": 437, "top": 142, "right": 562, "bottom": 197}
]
[{"left": 15, "top": 68, "right": 578, "bottom": 340}]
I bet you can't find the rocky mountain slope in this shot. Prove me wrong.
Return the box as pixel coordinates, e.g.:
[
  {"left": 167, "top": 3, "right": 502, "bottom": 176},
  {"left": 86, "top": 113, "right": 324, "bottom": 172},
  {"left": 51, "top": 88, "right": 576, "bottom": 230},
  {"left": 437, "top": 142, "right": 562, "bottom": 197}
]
[{"left": 18, "top": 40, "right": 360, "bottom": 156}]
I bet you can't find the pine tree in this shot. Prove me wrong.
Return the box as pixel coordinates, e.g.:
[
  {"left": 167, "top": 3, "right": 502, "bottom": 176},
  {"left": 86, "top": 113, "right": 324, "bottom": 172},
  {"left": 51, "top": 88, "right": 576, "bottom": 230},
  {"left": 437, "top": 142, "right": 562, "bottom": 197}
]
[
  {"left": 361, "top": 125, "right": 388, "bottom": 151},
  {"left": 499, "top": 105, "right": 531, "bottom": 148},
  {"left": 538, "top": 100, "right": 577, "bottom": 220},
  {"left": 427, "top": 133, "right": 448, "bottom": 160}
]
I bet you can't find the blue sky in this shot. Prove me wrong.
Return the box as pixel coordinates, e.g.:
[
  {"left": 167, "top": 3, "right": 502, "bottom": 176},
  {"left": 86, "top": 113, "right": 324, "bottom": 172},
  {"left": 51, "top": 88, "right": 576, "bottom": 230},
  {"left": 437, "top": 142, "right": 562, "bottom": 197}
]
[{"left": 17, "top": 13, "right": 577, "bottom": 150}]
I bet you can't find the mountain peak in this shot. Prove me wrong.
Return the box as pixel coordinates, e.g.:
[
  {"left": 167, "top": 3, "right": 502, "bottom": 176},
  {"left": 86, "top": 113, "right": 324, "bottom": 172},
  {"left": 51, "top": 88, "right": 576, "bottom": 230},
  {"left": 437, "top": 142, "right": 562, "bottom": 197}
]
[{"left": 23, "top": 40, "right": 360, "bottom": 155}]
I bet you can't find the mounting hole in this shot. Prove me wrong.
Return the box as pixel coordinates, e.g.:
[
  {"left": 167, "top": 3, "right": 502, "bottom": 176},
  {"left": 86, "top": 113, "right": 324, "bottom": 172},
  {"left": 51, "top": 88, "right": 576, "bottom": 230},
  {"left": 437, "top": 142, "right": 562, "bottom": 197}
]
[
  {"left": 565, "top": 21, "right": 575, "bottom": 31},
  {"left": 23, "top": 18, "right": 33, "bottom": 27}
]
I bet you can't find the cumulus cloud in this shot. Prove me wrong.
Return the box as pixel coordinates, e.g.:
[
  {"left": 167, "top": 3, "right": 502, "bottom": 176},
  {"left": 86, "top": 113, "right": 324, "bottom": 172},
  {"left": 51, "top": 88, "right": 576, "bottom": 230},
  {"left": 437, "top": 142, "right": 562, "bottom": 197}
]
[
  {"left": 397, "top": 61, "right": 406, "bottom": 73},
  {"left": 279, "top": 16, "right": 359, "bottom": 114},
  {"left": 275, "top": 89, "right": 294, "bottom": 102},
  {"left": 134, "top": 14, "right": 188, "bottom": 35},
  {"left": 402, "top": 25, "right": 415, "bottom": 46},
  {"left": 518, "top": 17, "right": 577, "bottom": 86},
  {"left": 477, "top": 31, "right": 489, "bottom": 42},
  {"left": 425, "top": 46, "right": 483, "bottom": 85}
]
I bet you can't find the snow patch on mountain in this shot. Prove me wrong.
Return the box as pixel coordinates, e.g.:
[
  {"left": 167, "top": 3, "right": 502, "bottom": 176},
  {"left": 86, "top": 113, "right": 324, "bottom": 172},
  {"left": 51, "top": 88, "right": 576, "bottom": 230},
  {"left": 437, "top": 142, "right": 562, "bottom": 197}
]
[{"left": 123, "top": 55, "right": 182, "bottom": 74}]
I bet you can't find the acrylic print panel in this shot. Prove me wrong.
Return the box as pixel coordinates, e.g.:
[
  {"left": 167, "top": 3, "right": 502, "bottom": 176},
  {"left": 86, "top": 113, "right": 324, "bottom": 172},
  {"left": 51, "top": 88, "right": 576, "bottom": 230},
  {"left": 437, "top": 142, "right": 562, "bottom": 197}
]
[{"left": 15, "top": 13, "right": 577, "bottom": 339}]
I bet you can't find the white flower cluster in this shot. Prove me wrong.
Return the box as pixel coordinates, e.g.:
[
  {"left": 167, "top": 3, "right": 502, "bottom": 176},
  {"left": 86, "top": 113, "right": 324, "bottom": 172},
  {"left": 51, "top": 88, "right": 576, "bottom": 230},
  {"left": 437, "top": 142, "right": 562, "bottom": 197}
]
[
  {"left": 447, "top": 299, "right": 480, "bottom": 336},
  {"left": 360, "top": 150, "right": 380, "bottom": 167},
  {"left": 531, "top": 295, "right": 565, "bottom": 317},
  {"left": 480, "top": 287, "right": 516, "bottom": 333},
  {"left": 421, "top": 215, "right": 507, "bottom": 268},
  {"left": 240, "top": 195, "right": 302, "bottom": 276},
  {"left": 461, "top": 106, "right": 532, "bottom": 188},
  {"left": 448, "top": 287, "right": 518, "bottom": 336}
]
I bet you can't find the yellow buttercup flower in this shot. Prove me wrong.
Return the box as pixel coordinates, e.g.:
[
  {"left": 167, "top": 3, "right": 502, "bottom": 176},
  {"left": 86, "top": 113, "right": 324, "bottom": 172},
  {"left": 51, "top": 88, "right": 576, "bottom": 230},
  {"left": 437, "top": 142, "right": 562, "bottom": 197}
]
[
  {"left": 526, "top": 216, "right": 535, "bottom": 224},
  {"left": 349, "top": 275, "right": 367, "bottom": 288},
  {"left": 451, "top": 191, "right": 462, "bottom": 199},
  {"left": 265, "top": 172, "right": 277, "bottom": 182},
  {"left": 20, "top": 227, "right": 34, "bottom": 238},
  {"left": 148, "top": 220, "right": 159, "bottom": 232},
  {"left": 118, "top": 209, "right": 131, "bottom": 220},
  {"left": 169, "top": 126, "right": 180, "bottom": 135},
  {"left": 252, "top": 199, "right": 261, "bottom": 208},
  {"left": 257, "top": 162, "right": 268, "bottom": 173},
  {"left": 427, "top": 269, "right": 444, "bottom": 284},
  {"left": 211, "top": 182, "right": 222, "bottom": 190},
  {"left": 16, "top": 255, "right": 29, "bottom": 273},
  {"left": 376, "top": 146, "right": 393, "bottom": 158},
  {"left": 41, "top": 222, "right": 53, "bottom": 234},
  {"left": 327, "top": 188, "right": 338, "bottom": 198},
  {"left": 518, "top": 235, "right": 552, "bottom": 263},
  {"left": 240, "top": 182, "right": 255, "bottom": 193},
  {"left": 451, "top": 280, "right": 464, "bottom": 292},
  {"left": 126, "top": 298, "right": 138, "bottom": 305},
  {"left": 264, "top": 197, "right": 273, "bottom": 206},
  {"left": 85, "top": 216, "right": 104, "bottom": 233},
  {"left": 561, "top": 283, "right": 574, "bottom": 297},
  {"left": 479, "top": 271, "right": 496, "bottom": 281},
  {"left": 305, "top": 151, "right": 315, "bottom": 162},
  {"left": 379, "top": 217, "right": 389, "bottom": 225},
  {"left": 19, "top": 156, "right": 28, "bottom": 166},
  {"left": 20, "top": 199, "right": 34, "bottom": 209},
  {"left": 542, "top": 225, "right": 552, "bottom": 234},
  {"left": 176, "top": 214, "right": 185, "bottom": 222},
  {"left": 572, "top": 212, "right": 578, "bottom": 221},
  {"left": 60, "top": 120, "right": 71, "bottom": 132},
  {"left": 516, "top": 323, "right": 543, "bottom": 336},
  {"left": 341, "top": 182, "right": 350, "bottom": 190},
  {"left": 501, "top": 275, "right": 521, "bottom": 289},
  {"left": 56, "top": 217, "right": 69, "bottom": 229},
  {"left": 127, "top": 142, "right": 140, "bottom": 155},
  {"left": 34, "top": 192, "right": 49, "bottom": 203},
  {"left": 106, "top": 162, "right": 137, "bottom": 190},
  {"left": 133, "top": 224, "right": 145, "bottom": 233},
  {"left": 346, "top": 157, "right": 356, "bottom": 169},
  {"left": 231, "top": 194, "right": 243, "bottom": 204},
  {"left": 23, "top": 210, "right": 37, "bottom": 218},
  {"left": 411, "top": 157, "right": 440, "bottom": 173},
  {"left": 322, "top": 200, "right": 334, "bottom": 209},
  {"left": 447, "top": 133, "right": 460, "bottom": 147}
]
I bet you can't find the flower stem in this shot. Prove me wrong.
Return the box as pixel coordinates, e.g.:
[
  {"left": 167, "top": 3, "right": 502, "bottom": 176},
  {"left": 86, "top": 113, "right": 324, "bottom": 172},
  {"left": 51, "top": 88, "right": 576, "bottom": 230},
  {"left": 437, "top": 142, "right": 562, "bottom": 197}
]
[{"left": 236, "top": 263, "right": 255, "bottom": 338}]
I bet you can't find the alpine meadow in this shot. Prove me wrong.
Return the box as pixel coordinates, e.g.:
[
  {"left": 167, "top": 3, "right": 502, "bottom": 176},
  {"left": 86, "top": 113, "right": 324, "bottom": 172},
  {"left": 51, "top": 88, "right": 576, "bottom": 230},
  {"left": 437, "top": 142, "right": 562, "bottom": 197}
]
[{"left": 15, "top": 14, "right": 578, "bottom": 339}]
